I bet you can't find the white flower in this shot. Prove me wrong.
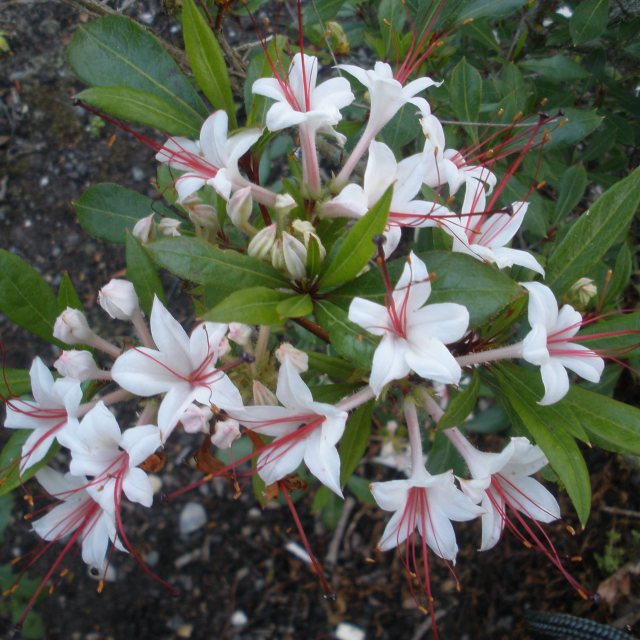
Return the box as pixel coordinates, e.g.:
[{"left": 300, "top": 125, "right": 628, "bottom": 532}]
[
  {"left": 275, "top": 343, "right": 308, "bottom": 373},
  {"left": 521, "top": 282, "right": 604, "bottom": 405},
  {"left": 227, "top": 323, "right": 252, "bottom": 347},
  {"left": 348, "top": 252, "right": 469, "bottom": 396},
  {"left": 111, "top": 297, "right": 242, "bottom": 439},
  {"left": 4, "top": 357, "right": 82, "bottom": 473},
  {"left": 155, "top": 110, "right": 261, "bottom": 202},
  {"left": 54, "top": 350, "right": 102, "bottom": 381},
  {"left": 53, "top": 308, "right": 95, "bottom": 345},
  {"left": 98, "top": 279, "right": 140, "bottom": 321},
  {"left": 211, "top": 418, "right": 241, "bottom": 449},
  {"left": 132, "top": 214, "right": 156, "bottom": 243},
  {"left": 227, "top": 359, "right": 348, "bottom": 496}
]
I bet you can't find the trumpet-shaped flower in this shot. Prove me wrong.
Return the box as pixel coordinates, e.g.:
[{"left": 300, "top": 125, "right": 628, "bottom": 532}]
[
  {"left": 348, "top": 252, "right": 469, "bottom": 396},
  {"left": 521, "top": 282, "right": 604, "bottom": 405},
  {"left": 111, "top": 297, "right": 242, "bottom": 439},
  {"left": 4, "top": 357, "right": 82, "bottom": 473},
  {"left": 228, "top": 358, "right": 348, "bottom": 496},
  {"left": 155, "top": 110, "right": 261, "bottom": 202}
]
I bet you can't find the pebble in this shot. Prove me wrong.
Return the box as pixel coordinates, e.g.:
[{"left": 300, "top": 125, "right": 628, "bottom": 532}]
[
  {"left": 230, "top": 610, "right": 248, "bottom": 626},
  {"left": 335, "top": 622, "right": 366, "bottom": 640},
  {"left": 179, "top": 502, "right": 207, "bottom": 535},
  {"left": 131, "top": 166, "right": 146, "bottom": 182}
]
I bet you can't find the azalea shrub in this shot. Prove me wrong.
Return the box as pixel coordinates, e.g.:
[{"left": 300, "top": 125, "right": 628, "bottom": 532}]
[{"left": 1, "top": 0, "right": 639, "bottom": 637}]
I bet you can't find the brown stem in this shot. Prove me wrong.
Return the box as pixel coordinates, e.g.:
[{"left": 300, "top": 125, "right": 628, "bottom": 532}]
[{"left": 293, "top": 317, "right": 330, "bottom": 343}]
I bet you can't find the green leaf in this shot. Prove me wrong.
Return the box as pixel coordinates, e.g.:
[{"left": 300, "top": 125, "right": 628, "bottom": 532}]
[
  {"left": 75, "top": 183, "right": 160, "bottom": 244},
  {"left": 0, "top": 250, "right": 60, "bottom": 345},
  {"left": 457, "top": 0, "right": 525, "bottom": 20},
  {"left": 125, "top": 231, "right": 166, "bottom": 315},
  {"left": 68, "top": 15, "right": 207, "bottom": 122},
  {"left": 0, "top": 430, "right": 59, "bottom": 496},
  {"left": 494, "top": 365, "right": 591, "bottom": 524},
  {"left": 329, "top": 251, "right": 524, "bottom": 329},
  {"left": 546, "top": 167, "right": 640, "bottom": 295},
  {"left": 0, "top": 369, "right": 31, "bottom": 399},
  {"left": 147, "top": 238, "right": 289, "bottom": 294},
  {"left": 76, "top": 87, "right": 201, "bottom": 137},
  {"left": 314, "top": 300, "right": 376, "bottom": 369},
  {"left": 276, "top": 294, "right": 313, "bottom": 319},
  {"left": 182, "top": 0, "right": 236, "bottom": 124},
  {"left": 437, "top": 369, "right": 480, "bottom": 430},
  {"left": 570, "top": 0, "right": 609, "bottom": 45},
  {"left": 577, "top": 311, "right": 640, "bottom": 355},
  {"left": 306, "top": 351, "right": 355, "bottom": 382},
  {"left": 0, "top": 493, "right": 14, "bottom": 543},
  {"left": 449, "top": 57, "right": 482, "bottom": 135},
  {"left": 553, "top": 165, "right": 588, "bottom": 224},
  {"left": 545, "top": 108, "right": 603, "bottom": 149},
  {"left": 340, "top": 401, "right": 373, "bottom": 486},
  {"left": 205, "top": 287, "right": 289, "bottom": 324},
  {"left": 303, "top": 0, "right": 345, "bottom": 22},
  {"left": 499, "top": 62, "right": 527, "bottom": 121},
  {"left": 519, "top": 55, "right": 589, "bottom": 81},
  {"left": 561, "top": 385, "right": 640, "bottom": 455},
  {"left": 57, "top": 273, "right": 83, "bottom": 312},
  {"left": 317, "top": 186, "right": 391, "bottom": 290}
]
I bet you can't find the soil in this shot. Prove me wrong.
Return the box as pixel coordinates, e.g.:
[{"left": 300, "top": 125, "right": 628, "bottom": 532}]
[{"left": 0, "top": 2, "right": 639, "bottom": 639}]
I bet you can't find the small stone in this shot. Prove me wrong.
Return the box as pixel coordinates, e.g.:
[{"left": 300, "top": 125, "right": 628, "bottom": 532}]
[
  {"left": 131, "top": 166, "right": 146, "bottom": 182},
  {"left": 179, "top": 502, "right": 207, "bottom": 535},
  {"left": 143, "top": 550, "right": 159, "bottom": 567},
  {"left": 39, "top": 18, "right": 60, "bottom": 37},
  {"left": 335, "top": 622, "right": 366, "bottom": 640},
  {"left": 176, "top": 624, "right": 193, "bottom": 638},
  {"left": 230, "top": 610, "right": 248, "bottom": 627}
]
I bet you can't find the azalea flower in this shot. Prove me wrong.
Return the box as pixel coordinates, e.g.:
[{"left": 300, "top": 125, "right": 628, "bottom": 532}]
[
  {"left": 155, "top": 110, "right": 262, "bottom": 203},
  {"left": 348, "top": 252, "right": 469, "bottom": 396},
  {"left": 335, "top": 62, "right": 440, "bottom": 186},
  {"left": 227, "top": 358, "right": 348, "bottom": 496},
  {"left": 521, "top": 282, "right": 604, "bottom": 405},
  {"left": 447, "top": 178, "right": 545, "bottom": 275},
  {"left": 111, "top": 296, "right": 242, "bottom": 439},
  {"left": 322, "top": 141, "right": 450, "bottom": 257},
  {"left": 59, "top": 402, "right": 161, "bottom": 513},
  {"left": 4, "top": 357, "right": 82, "bottom": 473}
]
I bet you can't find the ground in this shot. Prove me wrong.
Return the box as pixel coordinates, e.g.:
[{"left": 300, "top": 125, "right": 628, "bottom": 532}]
[{"left": 0, "top": 2, "right": 639, "bottom": 639}]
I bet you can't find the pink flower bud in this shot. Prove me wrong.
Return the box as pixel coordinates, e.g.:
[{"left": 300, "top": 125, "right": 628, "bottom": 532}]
[
  {"left": 275, "top": 343, "right": 308, "bottom": 373},
  {"left": 227, "top": 187, "right": 253, "bottom": 229},
  {"left": 180, "top": 404, "right": 213, "bottom": 434},
  {"left": 248, "top": 224, "right": 276, "bottom": 260},
  {"left": 98, "top": 279, "right": 140, "bottom": 321},
  {"left": 252, "top": 380, "right": 278, "bottom": 406},
  {"left": 132, "top": 214, "right": 156, "bottom": 244},
  {"left": 211, "top": 418, "right": 241, "bottom": 449},
  {"left": 53, "top": 308, "right": 95, "bottom": 344},
  {"left": 54, "top": 350, "right": 102, "bottom": 381},
  {"left": 228, "top": 323, "right": 252, "bottom": 347}
]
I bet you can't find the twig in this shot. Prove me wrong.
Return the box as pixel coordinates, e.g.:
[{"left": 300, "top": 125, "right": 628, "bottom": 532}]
[
  {"left": 325, "top": 496, "right": 356, "bottom": 569},
  {"left": 602, "top": 505, "right": 640, "bottom": 519}
]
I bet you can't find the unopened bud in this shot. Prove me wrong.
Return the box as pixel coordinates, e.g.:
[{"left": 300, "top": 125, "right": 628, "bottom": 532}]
[
  {"left": 325, "top": 21, "right": 349, "bottom": 55},
  {"left": 183, "top": 196, "right": 219, "bottom": 231},
  {"left": 228, "top": 322, "right": 253, "bottom": 347},
  {"left": 248, "top": 224, "right": 277, "bottom": 260},
  {"left": 98, "top": 279, "right": 140, "bottom": 320},
  {"left": 53, "top": 308, "right": 95, "bottom": 345},
  {"left": 274, "top": 193, "right": 296, "bottom": 213},
  {"left": 211, "top": 418, "right": 241, "bottom": 449},
  {"left": 132, "top": 214, "right": 156, "bottom": 244},
  {"left": 252, "top": 380, "right": 278, "bottom": 406},
  {"left": 227, "top": 187, "right": 253, "bottom": 230},
  {"left": 180, "top": 404, "right": 213, "bottom": 434},
  {"left": 280, "top": 232, "right": 307, "bottom": 280},
  {"left": 291, "top": 220, "right": 327, "bottom": 259},
  {"left": 158, "top": 218, "right": 181, "bottom": 237},
  {"left": 54, "top": 350, "right": 102, "bottom": 381},
  {"left": 275, "top": 343, "right": 308, "bottom": 373},
  {"left": 567, "top": 277, "right": 597, "bottom": 309}
]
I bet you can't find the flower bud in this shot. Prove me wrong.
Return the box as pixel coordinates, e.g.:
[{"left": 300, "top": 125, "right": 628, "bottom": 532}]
[
  {"left": 325, "top": 21, "right": 350, "bottom": 55},
  {"left": 275, "top": 343, "right": 308, "bottom": 373},
  {"left": 54, "top": 350, "right": 102, "bottom": 381},
  {"left": 227, "top": 187, "right": 253, "bottom": 230},
  {"left": 252, "top": 380, "right": 278, "bottom": 406},
  {"left": 274, "top": 193, "right": 296, "bottom": 213},
  {"left": 292, "top": 219, "right": 326, "bottom": 259},
  {"left": 281, "top": 232, "right": 307, "bottom": 280},
  {"left": 98, "top": 279, "right": 140, "bottom": 320},
  {"left": 158, "top": 218, "right": 181, "bottom": 237},
  {"left": 53, "top": 308, "right": 95, "bottom": 345},
  {"left": 181, "top": 404, "right": 213, "bottom": 434},
  {"left": 567, "top": 277, "right": 597, "bottom": 309},
  {"left": 132, "top": 214, "right": 156, "bottom": 244},
  {"left": 211, "top": 418, "right": 241, "bottom": 449},
  {"left": 228, "top": 322, "right": 252, "bottom": 347},
  {"left": 248, "top": 224, "right": 277, "bottom": 260},
  {"left": 183, "top": 196, "right": 219, "bottom": 231}
]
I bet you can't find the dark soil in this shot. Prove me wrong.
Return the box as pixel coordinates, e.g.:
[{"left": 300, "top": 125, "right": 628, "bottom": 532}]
[{"left": 1, "top": 2, "right": 639, "bottom": 639}]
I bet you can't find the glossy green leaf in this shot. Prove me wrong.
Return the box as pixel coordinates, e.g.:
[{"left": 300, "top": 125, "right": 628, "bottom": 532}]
[
  {"left": 553, "top": 165, "right": 588, "bottom": 224},
  {"left": 329, "top": 251, "right": 524, "bottom": 329},
  {"left": 449, "top": 58, "right": 482, "bottom": 138},
  {"left": 306, "top": 351, "right": 355, "bottom": 382},
  {"left": 317, "top": 186, "right": 391, "bottom": 290},
  {"left": 437, "top": 369, "right": 480, "bottom": 430},
  {"left": 0, "top": 369, "right": 31, "bottom": 399},
  {"left": 570, "top": 0, "right": 609, "bottom": 45},
  {"left": 205, "top": 287, "right": 289, "bottom": 324},
  {"left": 315, "top": 300, "right": 376, "bottom": 369},
  {"left": 147, "top": 238, "right": 289, "bottom": 294},
  {"left": 340, "top": 401, "right": 374, "bottom": 486},
  {"left": 546, "top": 167, "right": 640, "bottom": 294},
  {"left": 76, "top": 87, "right": 201, "bottom": 137},
  {"left": 577, "top": 311, "right": 640, "bottom": 355},
  {"left": 125, "top": 231, "right": 166, "bottom": 315},
  {"left": 68, "top": 15, "right": 207, "bottom": 121},
  {"left": 519, "top": 55, "right": 589, "bottom": 81},
  {"left": 75, "top": 183, "right": 160, "bottom": 244},
  {"left": 545, "top": 108, "right": 603, "bottom": 149},
  {"left": 0, "top": 250, "right": 60, "bottom": 345},
  {"left": 275, "top": 294, "right": 313, "bottom": 319},
  {"left": 57, "top": 273, "right": 83, "bottom": 312},
  {"left": 303, "top": 0, "right": 345, "bottom": 21},
  {"left": 457, "top": 0, "right": 525, "bottom": 20},
  {"left": 0, "top": 430, "right": 59, "bottom": 496},
  {"left": 493, "top": 364, "right": 591, "bottom": 525},
  {"left": 499, "top": 62, "right": 527, "bottom": 121},
  {"left": 182, "top": 0, "right": 235, "bottom": 124}
]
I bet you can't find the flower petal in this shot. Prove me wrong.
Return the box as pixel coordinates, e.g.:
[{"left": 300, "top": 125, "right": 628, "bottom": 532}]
[
  {"left": 539, "top": 359, "right": 570, "bottom": 405},
  {"left": 369, "top": 333, "right": 410, "bottom": 397},
  {"left": 122, "top": 467, "right": 154, "bottom": 508}
]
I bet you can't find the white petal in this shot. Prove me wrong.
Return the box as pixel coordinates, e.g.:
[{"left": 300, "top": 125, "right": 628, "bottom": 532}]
[
  {"left": 158, "top": 384, "right": 197, "bottom": 440},
  {"left": 312, "top": 77, "right": 354, "bottom": 111},
  {"left": 378, "top": 507, "right": 413, "bottom": 551},
  {"left": 555, "top": 343, "right": 604, "bottom": 383},
  {"left": 392, "top": 252, "right": 431, "bottom": 312},
  {"left": 539, "top": 359, "right": 570, "bottom": 405},
  {"left": 363, "top": 142, "right": 397, "bottom": 206},
  {"left": 29, "top": 358, "right": 56, "bottom": 406},
  {"left": 502, "top": 475, "right": 560, "bottom": 523},
  {"left": 199, "top": 111, "right": 227, "bottom": 167},
  {"left": 264, "top": 101, "right": 307, "bottom": 131},
  {"left": 276, "top": 358, "right": 314, "bottom": 409},
  {"left": 194, "top": 370, "right": 243, "bottom": 411},
  {"left": 369, "top": 334, "right": 410, "bottom": 397},
  {"left": 322, "top": 184, "right": 369, "bottom": 218},
  {"left": 121, "top": 425, "right": 162, "bottom": 468},
  {"left": 227, "top": 405, "right": 302, "bottom": 437},
  {"left": 122, "top": 467, "right": 154, "bottom": 507},
  {"left": 417, "top": 501, "right": 458, "bottom": 561},
  {"left": 405, "top": 337, "right": 462, "bottom": 385},
  {"left": 522, "top": 282, "right": 558, "bottom": 331},
  {"left": 303, "top": 430, "right": 343, "bottom": 497},
  {"left": 257, "top": 437, "right": 306, "bottom": 485},
  {"left": 252, "top": 77, "right": 287, "bottom": 101},
  {"left": 521, "top": 324, "right": 550, "bottom": 366},
  {"left": 408, "top": 303, "right": 469, "bottom": 344},
  {"left": 479, "top": 491, "right": 505, "bottom": 551},
  {"left": 149, "top": 297, "right": 192, "bottom": 370},
  {"left": 20, "top": 428, "right": 56, "bottom": 473},
  {"left": 35, "top": 468, "right": 85, "bottom": 498},
  {"left": 32, "top": 499, "right": 85, "bottom": 541},
  {"left": 348, "top": 297, "right": 389, "bottom": 336},
  {"left": 111, "top": 347, "right": 185, "bottom": 396},
  {"left": 81, "top": 511, "right": 112, "bottom": 571},
  {"left": 555, "top": 304, "right": 583, "bottom": 338},
  {"left": 176, "top": 174, "right": 207, "bottom": 203},
  {"left": 491, "top": 247, "right": 545, "bottom": 275},
  {"left": 370, "top": 479, "right": 410, "bottom": 512},
  {"left": 336, "top": 64, "right": 371, "bottom": 89}
]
